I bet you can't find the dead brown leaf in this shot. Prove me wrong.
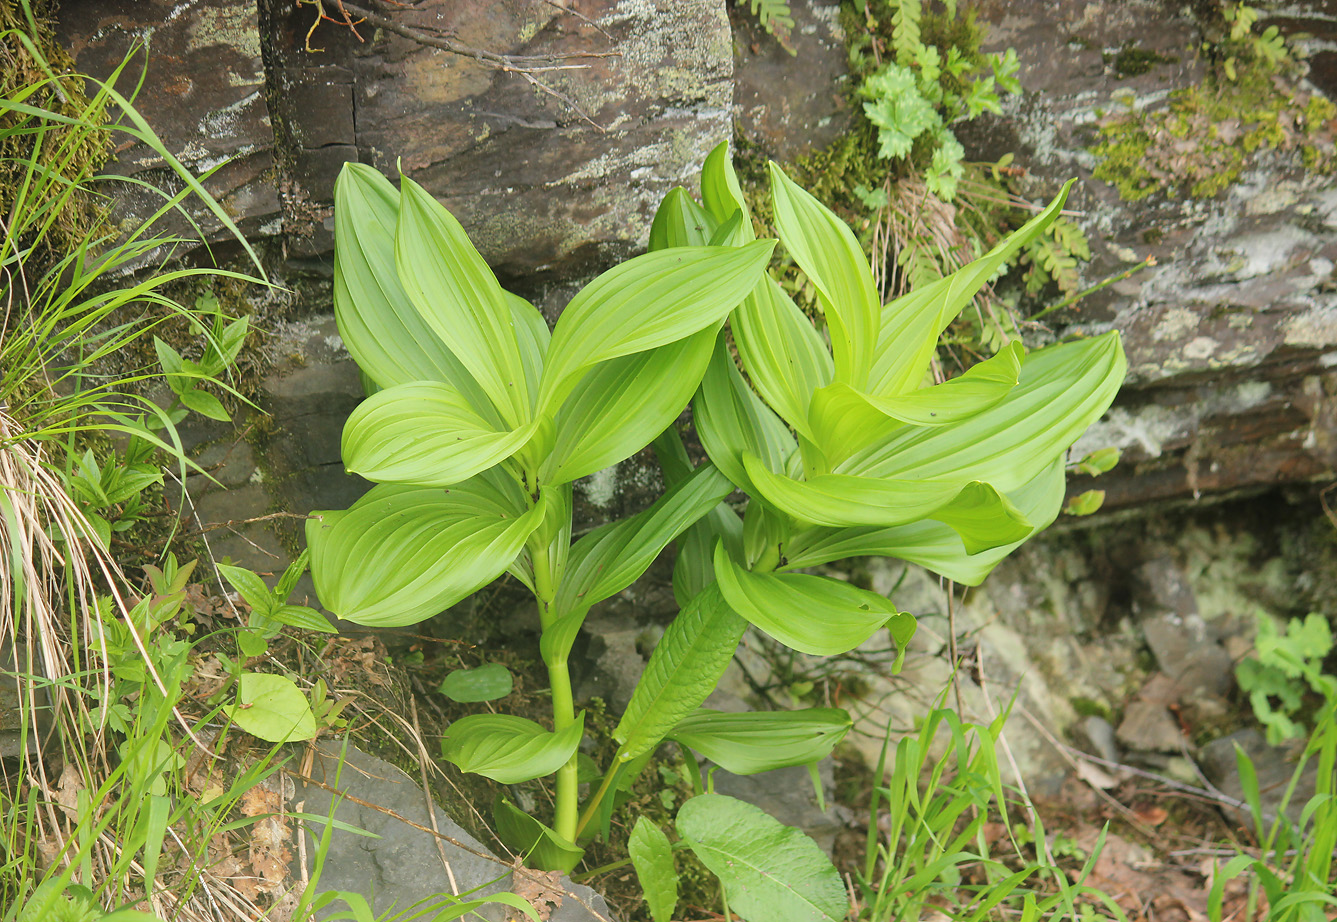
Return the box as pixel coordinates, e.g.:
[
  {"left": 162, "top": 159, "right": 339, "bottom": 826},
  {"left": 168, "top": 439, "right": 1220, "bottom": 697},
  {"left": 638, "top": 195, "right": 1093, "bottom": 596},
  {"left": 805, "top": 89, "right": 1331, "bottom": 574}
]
[{"left": 510, "top": 858, "right": 564, "bottom": 921}]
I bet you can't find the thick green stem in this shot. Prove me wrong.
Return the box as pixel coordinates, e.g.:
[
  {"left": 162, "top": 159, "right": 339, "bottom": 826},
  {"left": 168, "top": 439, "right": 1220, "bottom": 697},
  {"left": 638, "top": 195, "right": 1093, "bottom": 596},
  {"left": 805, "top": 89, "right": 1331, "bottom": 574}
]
[{"left": 532, "top": 541, "right": 580, "bottom": 842}]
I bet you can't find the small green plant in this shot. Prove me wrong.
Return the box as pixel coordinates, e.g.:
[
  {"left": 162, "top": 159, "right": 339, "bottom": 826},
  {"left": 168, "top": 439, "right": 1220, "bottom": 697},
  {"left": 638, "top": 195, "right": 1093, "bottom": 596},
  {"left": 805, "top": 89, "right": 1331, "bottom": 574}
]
[
  {"left": 736, "top": 0, "right": 796, "bottom": 54},
  {"left": 1235, "top": 612, "right": 1335, "bottom": 744},
  {"left": 305, "top": 133, "right": 1123, "bottom": 922}
]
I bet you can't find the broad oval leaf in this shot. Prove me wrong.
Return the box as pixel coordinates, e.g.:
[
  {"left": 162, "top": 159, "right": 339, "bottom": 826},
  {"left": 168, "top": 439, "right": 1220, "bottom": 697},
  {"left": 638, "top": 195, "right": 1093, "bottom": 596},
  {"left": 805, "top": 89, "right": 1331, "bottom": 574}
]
[
  {"left": 307, "top": 474, "right": 544, "bottom": 627},
  {"left": 614, "top": 582, "right": 746, "bottom": 761},
  {"left": 342, "top": 381, "right": 538, "bottom": 486},
  {"left": 770, "top": 161, "right": 879, "bottom": 390},
  {"left": 493, "top": 795, "right": 585, "bottom": 873},
  {"left": 437, "top": 662, "right": 514, "bottom": 702},
  {"left": 396, "top": 174, "right": 531, "bottom": 426},
  {"left": 677, "top": 794, "right": 845, "bottom": 922},
  {"left": 270, "top": 604, "right": 336, "bottom": 634},
  {"left": 784, "top": 456, "right": 1065, "bottom": 585},
  {"left": 844, "top": 331, "right": 1126, "bottom": 493},
  {"left": 628, "top": 818, "right": 678, "bottom": 922},
  {"left": 227, "top": 673, "right": 318, "bottom": 743},
  {"left": 668, "top": 708, "right": 852, "bottom": 775},
  {"left": 714, "top": 543, "right": 903, "bottom": 656},
  {"left": 540, "top": 327, "right": 716, "bottom": 486},
  {"left": 554, "top": 462, "right": 736, "bottom": 619},
  {"left": 538, "top": 240, "right": 776, "bottom": 411},
  {"left": 695, "top": 334, "right": 796, "bottom": 492},
  {"left": 441, "top": 713, "right": 584, "bottom": 784},
  {"left": 332, "top": 163, "right": 497, "bottom": 417}
]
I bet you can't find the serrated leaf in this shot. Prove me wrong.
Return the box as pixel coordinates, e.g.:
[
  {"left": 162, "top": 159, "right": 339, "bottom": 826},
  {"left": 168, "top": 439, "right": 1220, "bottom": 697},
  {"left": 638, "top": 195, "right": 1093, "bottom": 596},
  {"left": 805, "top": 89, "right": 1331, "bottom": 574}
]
[
  {"left": 540, "top": 326, "right": 716, "bottom": 485},
  {"left": 441, "top": 713, "right": 583, "bottom": 784},
  {"left": 438, "top": 663, "right": 514, "bottom": 702},
  {"left": 342, "top": 381, "right": 538, "bottom": 486},
  {"left": 629, "top": 818, "right": 678, "bottom": 922},
  {"left": 332, "top": 163, "right": 498, "bottom": 419},
  {"left": 678, "top": 794, "right": 845, "bottom": 922},
  {"left": 714, "top": 543, "right": 901, "bottom": 656},
  {"left": 770, "top": 162, "right": 879, "bottom": 389},
  {"left": 307, "top": 474, "right": 545, "bottom": 627},
  {"left": 538, "top": 241, "right": 775, "bottom": 412},
  {"left": 227, "top": 673, "right": 318, "bottom": 742},
  {"left": 613, "top": 583, "right": 746, "bottom": 761},
  {"left": 493, "top": 796, "right": 584, "bottom": 873},
  {"left": 667, "top": 708, "right": 852, "bottom": 775},
  {"left": 396, "top": 174, "right": 531, "bottom": 426}
]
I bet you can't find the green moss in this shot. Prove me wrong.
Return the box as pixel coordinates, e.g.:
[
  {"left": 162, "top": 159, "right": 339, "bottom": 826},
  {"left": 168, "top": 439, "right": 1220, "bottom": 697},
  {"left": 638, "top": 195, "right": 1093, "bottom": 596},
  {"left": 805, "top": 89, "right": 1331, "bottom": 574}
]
[
  {"left": 1105, "top": 42, "right": 1177, "bottom": 78},
  {"left": 1069, "top": 696, "right": 1113, "bottom": 720}
]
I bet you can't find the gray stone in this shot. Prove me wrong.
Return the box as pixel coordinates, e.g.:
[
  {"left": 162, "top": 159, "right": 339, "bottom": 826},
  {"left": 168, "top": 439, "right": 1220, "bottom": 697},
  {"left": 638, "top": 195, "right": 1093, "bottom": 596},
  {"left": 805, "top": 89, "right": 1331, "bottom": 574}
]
[
  {"left": 1199, "top": 728, "right": 1320, "bottom": 826},
  {"left": 1116, "top": 699, "right": 1185, "bottom": 754},
  {"left": 1142, "top": 612, "right": 1234, "bottom": 699},
  {"left": 291, "top": 742, "right": 615, "bottom": 921},
  {"left": 1078, "top": 715, "right": 1119, "bottom": 764}
]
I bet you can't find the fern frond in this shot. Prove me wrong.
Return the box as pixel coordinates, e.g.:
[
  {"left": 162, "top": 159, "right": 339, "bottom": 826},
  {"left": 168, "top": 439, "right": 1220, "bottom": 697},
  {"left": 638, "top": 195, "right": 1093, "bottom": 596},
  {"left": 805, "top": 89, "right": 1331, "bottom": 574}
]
[
  {"left": 742, "top": 0, "right": 796, "bottom": 54},
  {"left": 888, "top": 0, "right": 923, "bottom": 67}
]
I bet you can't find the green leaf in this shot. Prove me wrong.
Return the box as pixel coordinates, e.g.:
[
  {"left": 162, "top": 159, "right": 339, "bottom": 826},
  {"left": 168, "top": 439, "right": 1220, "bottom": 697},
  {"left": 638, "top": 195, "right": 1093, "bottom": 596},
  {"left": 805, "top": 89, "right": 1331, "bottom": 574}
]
[
  {"left": 307, "top": 474, "right": 545, "bottom": 626},
  {"left": 677, "top": 794, "right": 845, "bottom": 922},
  {"left": 769, "top": 162, "right": 879, "bottom": 389},
  {"left": 714, "top": 543, "right": 902, "bottom": 656},
  {"left": 628, "top": 818, "right": 678, "bottom": 922},
  {"left": 332, "top": 163, "right": 498, "bottom": 417},
  {"left": 847, "top": 332, "right": 1126, "bottom": 494},
  {"left": 395, "top": 173, "right": 531, "bottom": 426},
  {"left": 614, "top": 583, "right": 746, "bottom": 761},
  {"left": 342, "top": 381, "right": 538, "bottom": 486},
  {"left": 227, "top": 673, "right": 318, "bottom": 742},
  {"left": 178, "top": 387, "right": 230, "bottom": 422},
  {"left": 441, "top": 713, "right": 584, "bottom": 784},
  {"left": 696, "top": 333, "right": 797, "bottom": 491},
  {"left": 668, "top": 708, "right": 852, "bottom": 775},
  {"left": 554, "top": 462, "right": 737, "bottom": 620},
  {"left": 493, "top": 796, "right": 585, "bottom": 873},
  {"left": 216, "top": 563, "right": 275, "bottom": 618},
  {"left": 1064, "top": 489, "right": 1105, "bottom": 516},
  {"left": 784, "top": 455, "right": 1065, "bottom": 585},
  {"left": 437, "top": 663, "right": 514, "bottom": 702},
  {"left": 270, "top": 604, "right": 336, "bottom": 633},
  {"left": 732, "top": 276, "right": 833, "bottom": 440},
  {"left": 700, "top": 141, "right": 754, "bottom": 235},
  {"left": 869, "top": 181, "right": 1076, "bottom": 398},
  {"left": 809, "top": 341, "right": 1024, "bottom": 461},
  {"left": 538, "top": 241, "right": 776, "bottom": 412},
  {"left": 540, "top": 326, "right": 716, "bottom": 485},
  {"left": 650, "top": 187, "right": 717, "bottom": 250}
]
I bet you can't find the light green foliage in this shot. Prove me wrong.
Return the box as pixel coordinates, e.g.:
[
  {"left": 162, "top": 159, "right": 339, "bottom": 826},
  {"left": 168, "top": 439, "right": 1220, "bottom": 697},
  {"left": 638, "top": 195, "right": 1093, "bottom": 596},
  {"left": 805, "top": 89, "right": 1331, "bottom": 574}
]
[
  {"left": 1235, "top": 613, "right": 1336, "bottom": 744},
  {"left": 737, "top": 0, "right": 796, "bottom": 55},
  {"left": 437, "top": 662, "right": 514, "bottom": 702},
  {"left": 309, "top": 145, "right": 1122, "bottom": 903},
  {"left": 219, "top": 549, "right": 334, "bottom": 658},
  {"left": 1093, "top": 2, "right": 1336, "bottom": 200},
  {"left": 225, "top": 673, "right": 318, "bottom": 743},
  {"left": 628, "top": 818, "right": 678, "bottom": 922}
]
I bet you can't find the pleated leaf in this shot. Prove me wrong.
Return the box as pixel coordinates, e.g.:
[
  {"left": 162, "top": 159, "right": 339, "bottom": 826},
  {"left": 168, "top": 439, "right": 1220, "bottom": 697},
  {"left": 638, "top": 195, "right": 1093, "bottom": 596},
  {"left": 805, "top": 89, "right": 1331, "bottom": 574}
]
[
  {"left": 538, "top": 240, "right": 775, "bottom": 412},
  {"left": 540, "top": 326, "right": 716, "bottom": 486},
  {"left": 307, "top": 476, "right": 544, "bottom": 626},
  {"left": 441, "top": 713, "right": 583, "bottom": 784},
  {"left": 494, "top": 796, "right": 584, "bottom": 873},
  {"left": 678, "top": 794, "right": 845, "bottom": 922},
  {"left": 770, "top": 162, "right": 880, "bottom": 389},
  {"left": 784, "top": 456, "right": 1066, "bottom": 585},
  {"left": 843, "top": 331, "right": 1126, "bottom": 493},
  {"left": 613, "top": 583, "right": 746, "bottom": 761},
  {"left": 809, "top": 340, "right": 1023, "bottom": 461},
  {"left": 649, "top": 187, "right": 716, "bottom": 250},
  {"left": 868, "top": 181, "right": 1074, "bottom": 398},
  {"left": 668, "top": 708, "right": 852, "bottom": 775},
  {"left": 732, "top": 276, "right": 833, "bottom": 439},
  {"left": 696, "top": 333, "right": 797, "bottom": 491},
  {"left": 342, "top": 381, "right": 538, "bottom": 486},
  {"left": 396, "top": 174, "right": 531, "bottom": 426},
  {"left": 332, "top": 163, "right": 497, "bottom": 418},
  {"left": 700, "top": 141, "right": 755, "bottom": 238},
  {"left": 629, "top": 818, "right": 679, "bottom": 922},
  {"left": 714, "top": 543, "right": 902, "bottom": 656}
]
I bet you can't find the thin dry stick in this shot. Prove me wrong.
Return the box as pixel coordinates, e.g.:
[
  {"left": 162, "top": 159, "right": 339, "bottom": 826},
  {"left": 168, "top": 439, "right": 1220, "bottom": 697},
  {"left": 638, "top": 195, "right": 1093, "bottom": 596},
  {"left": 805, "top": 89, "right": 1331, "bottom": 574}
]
[{"left": 410, "top": 693, "right": 460, "bottom": 896}]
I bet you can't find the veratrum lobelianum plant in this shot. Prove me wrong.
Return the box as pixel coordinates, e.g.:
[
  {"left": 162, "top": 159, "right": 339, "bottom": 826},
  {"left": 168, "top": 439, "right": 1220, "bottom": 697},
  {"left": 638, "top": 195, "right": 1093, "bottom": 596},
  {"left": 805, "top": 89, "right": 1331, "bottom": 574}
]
[{"left": 307, "top": 147, "right": 1124, "bottom": 907}]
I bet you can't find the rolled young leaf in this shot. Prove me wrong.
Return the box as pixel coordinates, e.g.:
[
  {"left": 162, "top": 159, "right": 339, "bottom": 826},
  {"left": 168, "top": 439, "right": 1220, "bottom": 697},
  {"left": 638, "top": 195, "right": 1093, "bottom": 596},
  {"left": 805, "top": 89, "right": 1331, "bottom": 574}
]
[
  {"left": 769, "top": 161, "right": 880, "bottom": 390},
  {"left": 649, "top": 187, "right": 717, "bottom": 250},
  {"left": 342, "top": 381, "right": 539, "bottom": 486},
  {"left": 307, "top": 473, "right": 545, "bottom": 626},
  {"left": 441, "top": 713, "right": 584, "bottom": 784},
  {"left": 695, "top": 333, "right": 797, "bottom": 492},
  {"left": 538, "top": 240, "right": 776, "bottom": 412},
  {"left": 494, "top": 795, "right": 584, "bottom": 873},
  {"left": 396, "top": 174, "right": 532, "bottom": 427},
  {"left": 714, "top": 542, "right": 905, "bottom": 656},
  {"left": 667, "top": 708, "right": 852, "bottom": 775},
  {"left": 613, "top": 582, "right": 746, "bottom": 761},
  {"left": 678, "top": 794, "right": 845, "bottom": 922},
  {"left": 331, "top": 163, "right": 497, "bottom": 419},
  {"left": 700, "top": 141, "right": 755, "bottom": 235}
]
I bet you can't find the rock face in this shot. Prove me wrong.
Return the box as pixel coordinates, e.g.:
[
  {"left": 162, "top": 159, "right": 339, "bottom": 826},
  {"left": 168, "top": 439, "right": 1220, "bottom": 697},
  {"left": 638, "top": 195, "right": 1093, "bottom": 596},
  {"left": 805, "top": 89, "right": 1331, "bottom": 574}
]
[{"left": 972, "top": 0, "right": 1337, "bottom": 510}]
